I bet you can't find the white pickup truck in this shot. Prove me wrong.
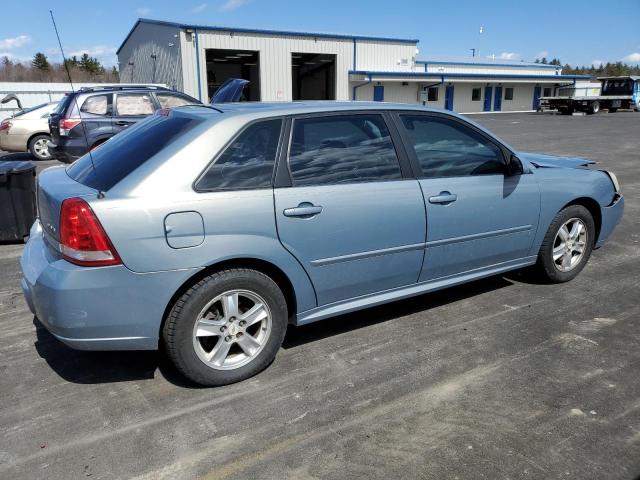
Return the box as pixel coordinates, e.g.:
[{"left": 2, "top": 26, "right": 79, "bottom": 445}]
[{"left": 540, "top": 76, "right": 640, "bottom": 114}]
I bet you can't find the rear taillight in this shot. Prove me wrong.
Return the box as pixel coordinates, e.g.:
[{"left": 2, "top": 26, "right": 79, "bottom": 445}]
[
  {"left": 59, "top": 117, "right": 81, "bottom": 136},
  {"left": 59, "top": 197, "right": 121, "bottom": 267},
  {"left": 0, "top": 120, "right": 11, "bottom": 132}
]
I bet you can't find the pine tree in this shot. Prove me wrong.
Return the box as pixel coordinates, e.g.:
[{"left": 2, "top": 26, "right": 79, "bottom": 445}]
[{"left": 32, "top": 52, "right": 50, "bottom": 71}]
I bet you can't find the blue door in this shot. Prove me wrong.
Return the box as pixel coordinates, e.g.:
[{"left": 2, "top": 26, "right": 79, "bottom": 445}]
[
  {"left": 493, "top": 86, "right": 503, "bottom": 111},
  {"left": 532, "top": 86, "right": 541, "bottom": 111},
  {"left": 396, "top": 113, "right": 540, "bottom": 281},
  {"left": 483, "top": 86, "right": 493, "bottom": 112},
  {"left": 373, "top": 85, "right": 384, "bottom": 102},
  {"left": 444, "top": 85, "right": 454, "bottom": 110},
  {"left": 274, "top": 113, "right": 426, "bottom": 306}
]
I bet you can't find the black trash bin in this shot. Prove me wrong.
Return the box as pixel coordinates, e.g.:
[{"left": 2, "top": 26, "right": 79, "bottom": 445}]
[{"left": 0, "top": 160, "right": 37, "bottom": 242}]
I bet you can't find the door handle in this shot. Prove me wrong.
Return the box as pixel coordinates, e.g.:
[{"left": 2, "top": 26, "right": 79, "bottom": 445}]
[
  {"left": 283, "top": 203, "right": 323, "bottom": 218},
  {"left": 428, "top": 191, "right": 458, "bottom": 204},
  {"left": 115, "top": 121, "right": 132, "bottom": 126}
]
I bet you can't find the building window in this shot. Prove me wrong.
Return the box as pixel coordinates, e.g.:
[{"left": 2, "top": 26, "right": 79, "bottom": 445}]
[
  {"left": 543, "top": 87, "right": 552, "bottom": 97},
  {"left": 427, "top": 87, "right": 438, "bottom": 102},
  {"left": 504, "top": 87, "right": 514, "bottom": 101},
  {"left": 471, "top": 87, "right": 482, "bottom": 101}
]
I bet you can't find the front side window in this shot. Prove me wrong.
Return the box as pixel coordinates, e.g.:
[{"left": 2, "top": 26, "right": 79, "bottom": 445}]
[
  {"left": 543, "top": 87, "right": 552, "bottom": 97},
  {"left": 196, "top": 119, "right": 282, "bottom": 191},
  {"left": 288, "top": 114, "right": 402, "bottom": 186},
  {"left": 115, "top": 93, "right": 155, "bottom": 116},
  {"left": 400, "top": 115, "right": 505, "bottom": 178},
  {"left": 504, "top": 87, "right": 514, "bottom": 101},
  {"left": 427, "top": 87, "right": 438, "bottom": 102},
  {"left": 81, "top": 95, "right": 110, "bottom": 116},
  {"left": 472, "top": 87, "right": 482, "bottom": 101}
]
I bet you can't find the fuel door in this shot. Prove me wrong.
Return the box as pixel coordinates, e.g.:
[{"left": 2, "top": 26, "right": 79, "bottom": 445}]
[{"left": 164, "top": 211, "right": 205, "bottom": 249}]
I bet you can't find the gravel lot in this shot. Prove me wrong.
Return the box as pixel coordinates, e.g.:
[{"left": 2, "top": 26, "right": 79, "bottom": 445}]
[{"left": 1, "top": 112, "right": 638, "bottom": 479}]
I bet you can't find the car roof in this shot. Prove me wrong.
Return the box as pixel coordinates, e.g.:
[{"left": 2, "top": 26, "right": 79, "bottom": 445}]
[{"left": 189, "top": 101, "right": 450, "bottom": 119}]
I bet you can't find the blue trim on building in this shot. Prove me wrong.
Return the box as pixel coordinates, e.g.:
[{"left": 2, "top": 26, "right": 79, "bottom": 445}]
[
  {"left": 352, "top": 74, "right": 372, "bottom": 100},
  {"left": 417, "top": 60, "right": 559, "bottom": 69},
  {"left": 349, "top": 70, "right": 591, "bottom": 80},
  {"left": 194, "top": 28, "right": 202, "bottom": 101},
  {"left": 352, "top": 38, "right": 357, "bottom": 71},
  {"left": 117, "top": 18, "right": 419, "bottom": 54}
]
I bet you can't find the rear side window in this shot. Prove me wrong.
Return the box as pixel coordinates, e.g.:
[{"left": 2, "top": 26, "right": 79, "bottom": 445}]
[
  {"left": 195, "top": 119, "right": 282, "bottom": 191},
  {"left": 156, "top": 93, "right": 197, "bottom": 108},
  {"left": 115, "top": 93, "right": 154, "bottom": 116},
  {"left": 288, "top": 114, "right": 402, "bottom": 186},
  {"left": 81, "top": 95, "right": 110, "bottom": 116},
  {"left": 400, "top": 115, "right": 505, "bottom": 178},
  {"left": 67, "top": 114, "right": 203, "bottom": 191}
]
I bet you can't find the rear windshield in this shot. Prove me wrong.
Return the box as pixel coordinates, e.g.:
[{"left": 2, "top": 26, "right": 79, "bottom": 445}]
[
  {"left": 53, "top": 95, "right": 73, "bottom": 115},
  {"left": 67, "top": 114, "right": 203, "bottom": 191}
]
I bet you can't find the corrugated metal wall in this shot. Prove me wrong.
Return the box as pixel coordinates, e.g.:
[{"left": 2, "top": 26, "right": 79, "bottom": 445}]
[
  {"left": 355, "top": 40, "right": 417, "bottom": 72},
  {"left": 0, "top": 82, "right": 105, "bottom": 121},
  {"left": 180, "top": 29, "right": 356, "bottom": 102},
  {"left": 354, "top": 82, "right": 418, "bottom": 103},
  {"left": 425, "top": 63, "right": 560, "bottom": 76},
  {"left": 117, "top": 22, "right": 183, "bottom": 91}
]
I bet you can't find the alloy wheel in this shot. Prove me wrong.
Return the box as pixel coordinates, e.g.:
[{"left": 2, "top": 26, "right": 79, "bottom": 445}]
[
  {"left": 552, "top": 218, "right": 588, "bottom": 272},
  {"left": 192, "top": 289, "right": 272, "bottom": 370},
  {"left": 34, "top": 138, "right": 50, "bottom": 159}
]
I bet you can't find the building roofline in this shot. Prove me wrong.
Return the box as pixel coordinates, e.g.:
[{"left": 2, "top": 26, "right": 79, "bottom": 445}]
[
  {"left": 416, "top": 60, "right": 559, "bottom": 69},
  {"left": 117, "top": 18, "right": 419, "bottom": 54},
  {"left": 349, "top": 70, "right": 591, "bottom": 80}
]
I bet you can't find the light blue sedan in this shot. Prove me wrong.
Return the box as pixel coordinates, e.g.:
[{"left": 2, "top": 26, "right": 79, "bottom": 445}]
[{"left": 20, "top": 102, "right": 624, "bottom": 386}]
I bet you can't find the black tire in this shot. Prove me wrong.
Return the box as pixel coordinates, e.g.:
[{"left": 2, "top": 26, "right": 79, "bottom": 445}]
[
  {"left": 588, "top": 101, "right": 600, "bottom": 115},
  {"left": 28, "top": 134, "right": 52, "bottom": 160},
  {"left": 560, "top": 107, "right": 573, "bottom": 116},
  {"left": 534, "top": 205, "right": 595, "bottom": 283},
  {"left": 163, "top": 268, "right": 288, "bottom": 386},
  {"left": 608, "top": 107, "right": 618, "bottom": 113}
]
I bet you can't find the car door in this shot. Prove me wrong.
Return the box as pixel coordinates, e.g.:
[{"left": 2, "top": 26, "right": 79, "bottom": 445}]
[
  {"left": 274, "top": 112, "right": 426, "bottom": 306},
  {"left": 78, "top": 94, "right": 114, "bottom": 146},
  {"left": 112, "top": 92, "right": 156, "bottom": 134},
  {"left": 395, "top": 112, "right": 540, "bottom": 281}
]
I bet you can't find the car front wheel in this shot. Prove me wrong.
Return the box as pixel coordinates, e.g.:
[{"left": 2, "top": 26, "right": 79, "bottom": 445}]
[
  {"left": 163, "top": 268, "right": 288, "bottom": 386},
  {"left": 535, "top": 205, "right": 595, "bottom": 283}
]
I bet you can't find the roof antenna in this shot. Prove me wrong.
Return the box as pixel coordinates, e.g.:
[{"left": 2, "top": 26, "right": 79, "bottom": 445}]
[{"left": 49, "top": 10, "right": 103, "bottom": 198}]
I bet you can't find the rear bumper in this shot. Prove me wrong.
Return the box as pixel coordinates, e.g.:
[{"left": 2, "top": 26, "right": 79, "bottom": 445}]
[
  {"left": 20, "top": 221, "right": 200, "bottom": 350},
  {"left": 47, "top": 140, "right": 85, "bottom": 163},
  {"left": 596, "top": 194, "right": 624, "bottom": 247}
]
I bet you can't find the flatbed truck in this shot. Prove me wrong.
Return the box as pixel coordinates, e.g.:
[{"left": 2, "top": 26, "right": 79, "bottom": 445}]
[{"left": 540, "top": 76, "right": 640, "bottom": 114}]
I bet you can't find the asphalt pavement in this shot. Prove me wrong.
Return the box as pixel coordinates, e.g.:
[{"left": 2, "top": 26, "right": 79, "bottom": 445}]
[{"left": 0, "top": 111, "right": 638, "bottom": 479}]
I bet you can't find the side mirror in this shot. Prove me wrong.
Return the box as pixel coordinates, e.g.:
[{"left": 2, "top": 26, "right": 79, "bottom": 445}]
[{"left": 507, "top": 154, "right": 524, "bottom": 176}]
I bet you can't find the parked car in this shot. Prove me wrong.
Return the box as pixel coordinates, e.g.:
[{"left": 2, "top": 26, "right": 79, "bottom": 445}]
[
  {"left": 47, "top": 85, "right": 200, "bottom": 163},
  {"left": 21, "top": 102, "right": 624, "bottom": 386},
  {"left": 0, "top": 102, "right": 59, "bottom": 160}
]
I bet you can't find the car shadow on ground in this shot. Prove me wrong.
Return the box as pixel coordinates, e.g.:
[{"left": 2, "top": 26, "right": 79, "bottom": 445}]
[{"left": 32, "top": 274, "right": 518, "bottom": 387}]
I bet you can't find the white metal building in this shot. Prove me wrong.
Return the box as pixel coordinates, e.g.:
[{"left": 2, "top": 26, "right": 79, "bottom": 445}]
[{"left": 117, "top": 19, "right": 589, "bottom": 112}]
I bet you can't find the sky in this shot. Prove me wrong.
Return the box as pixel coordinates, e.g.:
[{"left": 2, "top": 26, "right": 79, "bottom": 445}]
[{"left": 1, "top": 0, "right": 639, "bottom": 68}]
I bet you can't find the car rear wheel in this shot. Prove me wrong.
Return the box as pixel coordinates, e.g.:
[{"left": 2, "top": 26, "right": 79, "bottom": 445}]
[
  {"left": 163, "top": 268, "right": 288, "bottom": 386},
  {"left": 535, "top": 205, "right": 595, "bottom": 283},
  {"left": 28, "top": 134, "right": 52, "bottom": 160}
]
